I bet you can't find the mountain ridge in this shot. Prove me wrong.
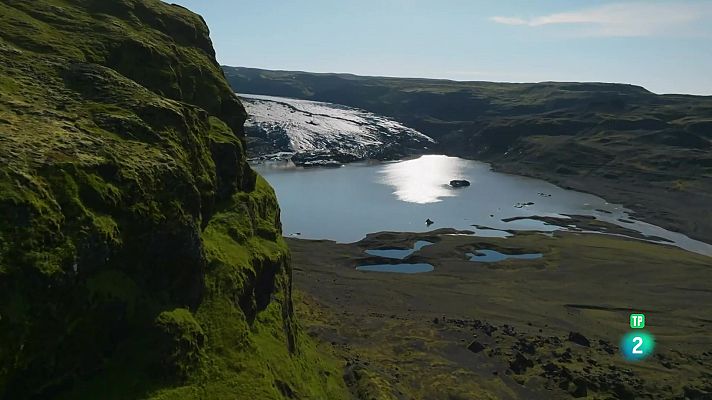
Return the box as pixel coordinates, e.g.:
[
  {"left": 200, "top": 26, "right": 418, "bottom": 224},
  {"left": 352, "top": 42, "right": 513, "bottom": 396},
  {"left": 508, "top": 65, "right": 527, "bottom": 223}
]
[{"left": 229, "top": 66, "right": 665, "bottom": 94}]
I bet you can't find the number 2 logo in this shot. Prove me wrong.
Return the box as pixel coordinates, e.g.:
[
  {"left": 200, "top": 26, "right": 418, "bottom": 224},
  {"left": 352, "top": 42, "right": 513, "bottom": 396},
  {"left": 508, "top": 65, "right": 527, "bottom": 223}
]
[
  {"left": 632, "top": 336, "right": 643, "bottom": 354},
  {"left": 621, "top": 331, "right": 654, "bottom": 360}
]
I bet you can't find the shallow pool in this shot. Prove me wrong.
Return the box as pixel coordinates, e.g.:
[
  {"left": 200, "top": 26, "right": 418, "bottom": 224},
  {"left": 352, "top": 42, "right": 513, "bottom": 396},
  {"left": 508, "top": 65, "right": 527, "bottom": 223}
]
[
  {"left": 365, "top": 240, "right": 433, "bottom": 259},
  {"left": 467, "top": 250, "right": 543, "bottom": 262}
]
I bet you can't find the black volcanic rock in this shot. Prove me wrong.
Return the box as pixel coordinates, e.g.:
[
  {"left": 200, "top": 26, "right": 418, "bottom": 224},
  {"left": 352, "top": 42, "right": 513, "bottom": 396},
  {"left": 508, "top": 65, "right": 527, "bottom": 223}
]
[
  {"left": 568, "top": 332, "right": 591, "bottom": 347},
  {"left": 450, "top": 179, "right": 471, "bottom": 188},
  {"left": 467, "top": 340, "right": 486, "bottom": 353},
  {"left": 509, "top": 352, "right": 534, "bottom": 374}
]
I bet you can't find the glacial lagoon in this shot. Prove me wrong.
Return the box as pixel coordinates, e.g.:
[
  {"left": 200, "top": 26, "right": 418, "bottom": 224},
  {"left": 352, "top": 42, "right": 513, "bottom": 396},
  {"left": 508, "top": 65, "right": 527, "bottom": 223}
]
[{"left": 253, "top": 155, "right": 712, "bottom": 256}]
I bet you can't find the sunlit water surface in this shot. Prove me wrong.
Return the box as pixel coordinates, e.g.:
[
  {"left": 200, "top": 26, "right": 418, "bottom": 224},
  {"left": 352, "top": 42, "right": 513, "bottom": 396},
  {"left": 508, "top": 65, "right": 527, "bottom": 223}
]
[{"left": 253, "top": 155, "right": 712, "bottom": 256}]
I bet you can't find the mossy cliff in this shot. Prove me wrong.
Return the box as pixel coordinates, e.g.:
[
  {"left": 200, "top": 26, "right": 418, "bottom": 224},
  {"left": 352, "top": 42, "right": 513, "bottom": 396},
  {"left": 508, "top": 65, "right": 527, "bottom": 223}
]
[{"left": 0, "top": 1, "right": 347, "bottom": 398}]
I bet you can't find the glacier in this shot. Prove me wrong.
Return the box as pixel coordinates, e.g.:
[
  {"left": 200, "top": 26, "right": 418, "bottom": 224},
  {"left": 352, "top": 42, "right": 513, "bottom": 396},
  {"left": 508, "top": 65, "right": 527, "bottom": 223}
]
[{"left": 239, "top": 94, "right": 434, "bottom": 166}]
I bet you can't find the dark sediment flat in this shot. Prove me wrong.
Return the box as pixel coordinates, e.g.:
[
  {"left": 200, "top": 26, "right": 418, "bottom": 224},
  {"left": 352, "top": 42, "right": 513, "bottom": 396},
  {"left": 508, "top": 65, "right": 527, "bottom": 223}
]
[
  {"left": 500, "top": 214, "right": 675, "bottom": 243},
  {"left": 486, "top": 159, "right": 712, "bottom": 246},
  {"left": 291, "top": 231, "right": 712, "bottom": 399}
]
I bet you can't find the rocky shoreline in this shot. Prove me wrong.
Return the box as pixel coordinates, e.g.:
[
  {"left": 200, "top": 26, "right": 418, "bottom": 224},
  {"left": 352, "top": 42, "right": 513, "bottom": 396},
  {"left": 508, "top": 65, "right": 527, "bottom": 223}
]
[{"left": 483, "top": 156, "right": 712, "bottom": 247}]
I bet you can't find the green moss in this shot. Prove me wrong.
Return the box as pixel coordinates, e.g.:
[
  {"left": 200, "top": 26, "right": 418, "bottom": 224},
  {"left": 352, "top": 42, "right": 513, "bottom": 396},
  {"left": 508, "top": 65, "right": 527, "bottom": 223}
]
[
  {"left": 0, "top": 1, "right": 347, "bottom": 399},
  {"left": 139, "top": 174, "right": 350, "bottom": 399},
  {"left": 345, "top": 366, "right": 399, "bottom": 400},
  {"left": 147, "top": 299, "right": 349, "bottom": 400},
  {"left": 154, "top": 308, "right": 207, "bottom": 377},
  {"left": 86, "top": 270, "right": 139, "bottom": 308},
  {"left": 207, "top": 116, "right": 237, "bottom": 144}
]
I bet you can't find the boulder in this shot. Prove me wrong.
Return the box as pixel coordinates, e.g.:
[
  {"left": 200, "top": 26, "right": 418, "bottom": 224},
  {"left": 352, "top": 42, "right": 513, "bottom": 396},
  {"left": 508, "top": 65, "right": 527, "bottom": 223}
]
[
  {"left": 508, "top": 352, "right": 534, "bottom": 374},
  {"left": 568, "top": 331, "right": 591, "bottom": 347},
  {"left": 449, "top": 179, "right": 471, "bottom": 188},
  {"left": 467, "top": 340, "right": 486, "bottom": 354}
]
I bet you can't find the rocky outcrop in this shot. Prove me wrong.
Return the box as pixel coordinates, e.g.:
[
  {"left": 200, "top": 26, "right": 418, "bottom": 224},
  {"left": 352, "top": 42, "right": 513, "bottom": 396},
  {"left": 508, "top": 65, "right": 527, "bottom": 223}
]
[
  {"left": 0, "top": 1, "right": 346, "bottom": 399},
  {"left": 449, "top": 179, "right": 470, "bottom": 188}
]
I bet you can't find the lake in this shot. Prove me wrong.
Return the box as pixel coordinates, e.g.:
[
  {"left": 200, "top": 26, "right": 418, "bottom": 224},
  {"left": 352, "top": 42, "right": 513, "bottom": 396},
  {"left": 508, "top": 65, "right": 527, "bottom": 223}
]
[{"left": 253, "top": 154, "right": 712, "bottom": 256}]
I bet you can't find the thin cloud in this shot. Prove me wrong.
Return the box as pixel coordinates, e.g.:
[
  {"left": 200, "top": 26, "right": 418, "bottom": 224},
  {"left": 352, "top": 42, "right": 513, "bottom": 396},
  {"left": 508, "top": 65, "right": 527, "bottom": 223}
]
[
  {"left": 490, "top": 1, "right": 712, "bottom": 37},
  {"left": 490, "top": 16, "right": 527, "bottom": 26}
]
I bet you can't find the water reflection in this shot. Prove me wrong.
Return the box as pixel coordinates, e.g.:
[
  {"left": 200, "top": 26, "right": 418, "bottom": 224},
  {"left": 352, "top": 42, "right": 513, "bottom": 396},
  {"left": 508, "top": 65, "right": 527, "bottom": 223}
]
[
  {"left": 379, "top": 155, "right": 469, "bottom": 203},
  {"left": 252, "top": 156, "right": 712, "bottom": 256}
]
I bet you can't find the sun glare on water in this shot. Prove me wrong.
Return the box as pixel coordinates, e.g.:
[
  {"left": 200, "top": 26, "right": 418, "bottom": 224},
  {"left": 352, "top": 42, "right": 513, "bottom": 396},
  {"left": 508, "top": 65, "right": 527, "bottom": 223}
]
[{"left": 379, "top": 155, "right": 470, "bottom": 204}]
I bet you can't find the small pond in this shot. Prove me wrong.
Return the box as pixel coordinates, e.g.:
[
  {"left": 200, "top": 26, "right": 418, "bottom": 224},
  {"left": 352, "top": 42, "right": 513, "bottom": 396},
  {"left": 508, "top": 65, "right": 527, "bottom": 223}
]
[
  {"left": 467, "top": 250, "right": 543, "bottom": 262},
  {"left": 365, "top": 240, "right": 433, "bottom": 259}
]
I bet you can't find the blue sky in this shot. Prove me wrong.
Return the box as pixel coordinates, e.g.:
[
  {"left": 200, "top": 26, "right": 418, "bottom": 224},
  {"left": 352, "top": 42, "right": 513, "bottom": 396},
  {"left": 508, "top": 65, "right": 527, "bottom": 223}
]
[{"left": 169, "top": 0, "right": 712, "bottom": 95}]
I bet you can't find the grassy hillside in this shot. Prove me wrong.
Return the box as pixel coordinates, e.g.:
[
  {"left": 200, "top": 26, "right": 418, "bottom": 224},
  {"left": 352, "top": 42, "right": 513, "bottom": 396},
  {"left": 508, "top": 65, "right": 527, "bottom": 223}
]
[
  {"left": 0, "top": 2, "right": 347, "bottom": 399},
  {"left": 291, "top": 230, "right": 712, "bottom": 399},
  {"left": 224, "top": 66, "right": 712, "bottom": 243}
]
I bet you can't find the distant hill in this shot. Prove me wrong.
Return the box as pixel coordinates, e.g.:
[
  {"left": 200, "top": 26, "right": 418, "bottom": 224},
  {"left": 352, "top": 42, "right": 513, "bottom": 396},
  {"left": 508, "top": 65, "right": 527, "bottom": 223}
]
[{"left": 223, "top": 66, "right": 712, "bottom": 243}]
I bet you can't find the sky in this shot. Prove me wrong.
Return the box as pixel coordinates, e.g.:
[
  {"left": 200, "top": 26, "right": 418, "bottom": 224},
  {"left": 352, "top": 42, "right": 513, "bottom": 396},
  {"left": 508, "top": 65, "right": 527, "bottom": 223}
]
[{"left": 168, "top": 0, "right": 712, "bottom": 95}]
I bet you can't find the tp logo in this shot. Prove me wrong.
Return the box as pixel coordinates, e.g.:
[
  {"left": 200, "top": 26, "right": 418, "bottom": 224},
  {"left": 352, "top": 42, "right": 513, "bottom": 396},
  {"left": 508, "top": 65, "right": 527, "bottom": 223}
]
[
  {"left": 621, "top": 313, "right": 654, "bottom": 361},
  {"left": 630, "top": 313, "right": 645, "bottom": 329}
]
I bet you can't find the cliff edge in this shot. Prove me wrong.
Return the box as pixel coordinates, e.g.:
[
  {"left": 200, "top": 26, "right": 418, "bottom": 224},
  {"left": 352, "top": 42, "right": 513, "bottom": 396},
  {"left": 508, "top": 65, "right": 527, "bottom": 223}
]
[{"left": 0, "top": 1, "right": 346, "bottom": 398}]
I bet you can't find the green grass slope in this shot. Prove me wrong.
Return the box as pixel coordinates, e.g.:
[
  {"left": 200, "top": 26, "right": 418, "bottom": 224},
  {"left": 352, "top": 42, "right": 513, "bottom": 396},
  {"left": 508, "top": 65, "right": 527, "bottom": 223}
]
[
  {"left": 0, "top": 2, "right": 347, "bottom": 399},
  {"left": 224, "top": 66, "right": 712, "bottom": 243}
]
